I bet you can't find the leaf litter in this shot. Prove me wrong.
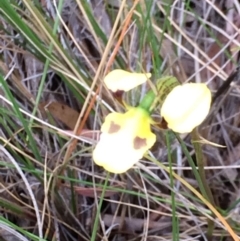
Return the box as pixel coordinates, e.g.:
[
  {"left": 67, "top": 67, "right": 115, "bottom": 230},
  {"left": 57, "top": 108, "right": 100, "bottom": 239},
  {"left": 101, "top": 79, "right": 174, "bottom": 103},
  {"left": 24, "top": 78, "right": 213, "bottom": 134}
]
[{"left": 0, "top": 1, "right": 240, "bottom": 241}]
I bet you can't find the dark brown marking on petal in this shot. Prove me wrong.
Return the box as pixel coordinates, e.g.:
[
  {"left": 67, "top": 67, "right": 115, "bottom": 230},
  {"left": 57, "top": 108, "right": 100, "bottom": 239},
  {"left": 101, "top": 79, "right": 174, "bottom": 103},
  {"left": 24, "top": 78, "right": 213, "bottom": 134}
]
[
  {"left": 112, "top": 91, "right": 124, "bottom": 105},
  {"left": 159, "top": 117, "right": 169, "bottom": 129},
  {"left": 108, "top": 121, "right": 121, "bottom": 134},
  {"left": 113, "top": 90, "right": 124, "bottom": 98},
  {"left": 133, "top": 136, "right": 147, "bottom": 150}
]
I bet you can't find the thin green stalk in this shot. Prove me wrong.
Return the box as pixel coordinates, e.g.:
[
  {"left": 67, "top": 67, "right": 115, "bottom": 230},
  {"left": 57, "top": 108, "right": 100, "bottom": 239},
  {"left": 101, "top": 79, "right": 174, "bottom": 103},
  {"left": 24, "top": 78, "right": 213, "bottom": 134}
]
[
  {"left": 191, "top": 129, "right": 215, "bottom": 204},
  {"left": 0, "top": 74, "right": 42, "bottom": 167},
  {"left": 91, "top": 172, "right": 110, "bottom": 241},
  {"left": 166, "top": 131, "right": 178, "bottom": 241},
  {"left": 0, "top": 216, "right": 47, "bottom": 241},
  {"left": 29, "top": 0, "right": 64, "bottom": 126},
  {"left": 174, "top": 132, "right": 208, "bottom": 198},
  {"left": 191, "top": 128, "right": 215, "bottom": 240},
  {"left": 175, "top": 131, "right": 214, "bottom": 239}
]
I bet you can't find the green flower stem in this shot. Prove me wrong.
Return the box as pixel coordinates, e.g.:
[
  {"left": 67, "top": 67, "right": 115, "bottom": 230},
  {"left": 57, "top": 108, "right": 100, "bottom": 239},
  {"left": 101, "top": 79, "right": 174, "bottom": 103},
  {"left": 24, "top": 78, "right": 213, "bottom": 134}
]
[
  {"left": 91, "top": 172, "right": 110, "bottom": 241},
  {"left": 166, "top": 131, "right": 179, "bottom": 241},
  {"left": 191, "top": 128, "right": 215, "bottom": 241},
  {"left": 139, "top": 89, "right": 156, "bottom": 111},
  {"left": 174, "top": 133, "right": 207, "bottom": 198}
]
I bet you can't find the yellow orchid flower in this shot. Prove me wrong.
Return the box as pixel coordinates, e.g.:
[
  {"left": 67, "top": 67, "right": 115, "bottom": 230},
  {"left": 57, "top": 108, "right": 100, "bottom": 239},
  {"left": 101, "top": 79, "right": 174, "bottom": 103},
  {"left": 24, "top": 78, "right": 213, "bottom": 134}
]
[
  {"left": 161, "top": 83, "right": 211, "bottom": 133},
  {"left": 93, "top": 107, "right": 156, "bottom": 173},
  {"left": 104, "top": 69, "right": 151, "bottom": 92}
]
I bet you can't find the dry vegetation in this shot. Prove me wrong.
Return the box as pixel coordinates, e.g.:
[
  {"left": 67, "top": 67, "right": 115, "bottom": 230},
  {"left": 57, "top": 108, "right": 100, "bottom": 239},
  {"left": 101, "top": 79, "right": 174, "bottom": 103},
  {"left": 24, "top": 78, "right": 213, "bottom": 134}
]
[{"left": 0, "top": 0, "right": 240, "bottom": 240}]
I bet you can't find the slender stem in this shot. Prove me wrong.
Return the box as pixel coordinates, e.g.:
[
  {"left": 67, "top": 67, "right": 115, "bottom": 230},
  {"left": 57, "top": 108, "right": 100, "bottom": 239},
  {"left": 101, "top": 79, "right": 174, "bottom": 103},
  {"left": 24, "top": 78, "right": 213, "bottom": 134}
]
[
  {"left": 139, "top": 89, "right": 155, "bottom": 111},
  {"left": 174, "top": 133, "right": 207, "bottom": 198},
  {"left": 91, "top": 172, "right": 110, "bottom": 241},
  {"left": 191, "top": 128, "right": 215, "bottom": 241},
  {"left": 166, "top": 131, "right": 178, "bottom": 241}
]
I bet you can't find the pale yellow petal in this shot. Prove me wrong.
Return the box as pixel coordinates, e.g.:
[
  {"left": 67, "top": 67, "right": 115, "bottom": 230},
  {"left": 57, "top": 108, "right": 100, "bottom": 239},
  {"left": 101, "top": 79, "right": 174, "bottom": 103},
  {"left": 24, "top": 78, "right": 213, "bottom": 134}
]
[
  {"left": 100, "top": 112, "right": 126, "bottom": 133},
  {"left": 104, "top": 69, "right": 151, "bottom": 92},
  {"left": 93, "top": 132, "right": 142, "bottom": 173},
  {"left": 92, "top": 107, "right": 156, "bottom": 173},
  {"left": 161, "top": 83, "right": 211, "bottom": 133}
]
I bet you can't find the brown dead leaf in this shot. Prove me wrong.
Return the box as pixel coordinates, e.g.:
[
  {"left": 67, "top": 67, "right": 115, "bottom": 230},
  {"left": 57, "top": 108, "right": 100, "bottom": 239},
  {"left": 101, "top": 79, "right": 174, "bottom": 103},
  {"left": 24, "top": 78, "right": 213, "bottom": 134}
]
[
  {"left": 0, "top": 60, "right": 34, "bottom": 102},
  {"left": 103, "top": 214, "right": 171, "bottom": 232},
  {"left": 63, "top": 185, "right": 120, "bottom": 198},
  {"left": 40, "top": 101, "right": 79, "bottom": 130}
]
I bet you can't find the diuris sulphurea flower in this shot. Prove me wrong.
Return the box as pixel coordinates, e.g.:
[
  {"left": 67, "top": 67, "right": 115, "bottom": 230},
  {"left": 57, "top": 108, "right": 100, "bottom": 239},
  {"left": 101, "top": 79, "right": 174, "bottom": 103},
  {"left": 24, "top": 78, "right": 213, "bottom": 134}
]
[
  {"left": 93, "top": 107, "right": 156, "bottom": 173},
  {"left": 161, "top": 83, "right": 211, "bottom": 133},
  {"left": 93, "top": 70, "right": 212, "bottom": 173}
]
